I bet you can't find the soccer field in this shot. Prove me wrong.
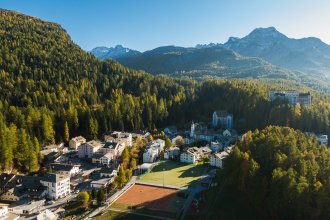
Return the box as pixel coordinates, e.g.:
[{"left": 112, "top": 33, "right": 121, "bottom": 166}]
[{"left": 139, "top": 161, "right": 209, "bottom": 187}]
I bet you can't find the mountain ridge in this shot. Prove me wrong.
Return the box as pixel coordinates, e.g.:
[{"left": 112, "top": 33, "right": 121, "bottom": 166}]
[{"left": 91, "top": 26, "right": 330, "bottom": 79}]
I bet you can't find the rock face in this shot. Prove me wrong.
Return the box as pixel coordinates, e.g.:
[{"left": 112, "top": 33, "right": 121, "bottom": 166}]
[
  {"left": 223, "top": 27, "right": 330, "bottom": 77},
  {"left": 90, "top": 45, "right": 141, "bottom": 60}
]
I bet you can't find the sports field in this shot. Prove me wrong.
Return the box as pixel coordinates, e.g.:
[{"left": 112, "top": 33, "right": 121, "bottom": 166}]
[
  {"left": 100, "top": 184, "right": 186, "bottom": 219},
  {"left": 115, "top": 184, "right": 184, "bottom": 213},
  {"left": 139, "top": 161, "right": 208, "bottom": 187}
]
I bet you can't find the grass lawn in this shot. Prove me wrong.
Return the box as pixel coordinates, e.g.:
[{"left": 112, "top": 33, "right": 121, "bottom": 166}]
[
  {"left": 94, "top": 210, "right": 158, "bottom": 220},
  {"left": 139, "top": 161, "right": 209, "bottom": 187}
]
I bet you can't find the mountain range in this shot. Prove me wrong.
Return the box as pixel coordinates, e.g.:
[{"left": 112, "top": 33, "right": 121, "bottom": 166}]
[
  {"left": 90, "top": 45, "right": 141, "bottom": 60},
  {"left": 91, "top": 27, "right": 330, "bottom": 90}
]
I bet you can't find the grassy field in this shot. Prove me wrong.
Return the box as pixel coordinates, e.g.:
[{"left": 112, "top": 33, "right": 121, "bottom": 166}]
[
  {"left": 139, "top": 161, "right": 209, "bottom": 187},
  {"left": 93, "top": 210, "right": 158, "bottom": 220}
]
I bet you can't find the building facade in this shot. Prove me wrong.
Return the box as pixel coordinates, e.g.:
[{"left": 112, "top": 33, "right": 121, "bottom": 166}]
[
  {"left": 212, "top": 111, "right": 233, "bottom": 129},
  {"left": 69, "top": 136, "right": 86, "bottom": 150},
  {"left": 50, "top": 164, "right": 80, "bottom": 177},
  {"left": 40, "top": 173, "right": 70, "bottom": 200},
  {"left": 78, "top": 141, "right": 103, "bottom": 158},
  {"left": 209, "top": 152, "right": 229, "bottom": 168},
  {"left": 269, "top": 90, "right": 311, "bottom": 106}
]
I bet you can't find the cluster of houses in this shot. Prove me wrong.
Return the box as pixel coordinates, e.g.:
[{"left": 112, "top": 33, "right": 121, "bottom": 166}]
[
  {"left": 0, "top": 173, "right": 70, "bottom": 203},
  {"left": 0, "top": 131, "right": 135, "bottom": 218},
  {"left": 0, "top": 110, "right": 239, "bottom": 218},
  {"left": 0, "top": 172, "right": 70, "bottom": 218},
  {"left": 140, "top": 111, "right": 238, "bottom": 169}
]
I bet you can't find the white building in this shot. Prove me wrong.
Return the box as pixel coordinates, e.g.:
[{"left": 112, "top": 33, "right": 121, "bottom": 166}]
[
  {"left": 8, "top": 200, "right": 45, "bottom": 216},
  {"left": 210, "top": 141, "right": 223, "bottom": 153},
  {"left": 100, "top": 141, "right": 125, "bottom": 158},
  {"left": 180, "top": 149, "right": 197, "bottom": 164},
  {"left": 143, "top": 147, "right": 160, "bottom": 163},
  {"left": 100, "top": 153, "right": 114, "bottom": 166},
  {"left": 40, "top": 173, "right": 70, "bottom": 200},
  {"left": 318, "top": 135, "right": 328, "bottom": 146},
  {"left": 100, "top": 167, "right": 117, "bottom": 178},
  {"left": 209, "top": 151, "right": 229, "bottom": 168},
  {"left": 269, "top": 90, "right": 311, "bottom": 106},
  {"left": 212, "top": 111, "right": 233, "bottom": 129},
  {"left": 180, "top": 146, "right": 212, "bottom": 164},
  {"left": 78, "top": 141, "right": 103, "bottom": 158},
  {"left": 0, "top": 204, "right": 8, "bottom": 217},
  {"left": 69, "top": 136, "right": 86, "bottom": 150},
  {"left": 37, "top": 209, "right": 57, "bottom": 220},
  {"left": 164, "top": 147, "right": 180, "bottom": 160},
  {"left": 142, "top": 139, "right": 165, "bottom": 163},
  {"left": 50, "top": 164, "right": 80, "bottom": 177},
  {"left": 104, "top": 131, "right": 133, "bottom": 148},
  {"left": 92, "top": 153, "right": 103, "bottom": 165},
  {"left": 150, "top": 139, "right": 165, "bottom": 150},
  {"left": 90, "top": 178, "right": 113, "bottom": 189}
]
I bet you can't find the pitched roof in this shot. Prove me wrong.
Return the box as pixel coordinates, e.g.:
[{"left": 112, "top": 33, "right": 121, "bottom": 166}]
[
  {"left": 21, "top": 176, "right": 42, "bottom": 190},
  {"left": 100, "top": 166, "right": 115, "bottom": 174},
  {"left": 86, "top": 140, "right": 103, "bottom": 148},
  {"left": 213, "top": 151, "right": 229, "bottom": 159},
  {"left": 41, "top": 173, "right": 69, "bottom": 183},
  {"left": 103, "top": 141, "right": 119, "bottom": 149},
  {"left": 50, "top": 163, "right": 77, "bottom": 172},
  {"left": 71, "top": 136, "right": 86, "bottom": 143},
  {"left": 101, "top": 153, "right": 114, "bottom": 159},
  {"left": 0, "top": 173, "right": 20, "bottom": 189},
  {"left": 92, "top": 153, "right": 104, "bottom": 159}
]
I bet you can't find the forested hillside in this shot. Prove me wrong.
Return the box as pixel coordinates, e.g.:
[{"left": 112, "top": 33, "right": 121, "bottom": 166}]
[
  {"left": 0, "top": 9, "right": 194, "bottom": 172},
  {"left": 224, "top": 126, "right": 330, "bottom": 220},
  {"left": 1, "top": 9, "right": 330, "bottom": 174}
]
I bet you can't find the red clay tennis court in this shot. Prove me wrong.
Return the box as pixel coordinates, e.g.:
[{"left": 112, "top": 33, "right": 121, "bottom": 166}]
[{"left": 115, "top": 184, "right": 185, "bottom": 213}]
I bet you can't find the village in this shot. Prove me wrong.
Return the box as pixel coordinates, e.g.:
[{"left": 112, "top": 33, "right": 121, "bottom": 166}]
[
  {"left": 0, "top": 102, "right": 328, "bottom": 220},
  {"left": 0, "top": 110, "right": 240, "bottom": 220}
]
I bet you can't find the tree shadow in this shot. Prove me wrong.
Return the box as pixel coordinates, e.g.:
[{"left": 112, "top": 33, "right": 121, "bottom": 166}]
[
  {"left": 178, "top": 164, "right": 207, "bottom": 178},
  {"left": 150, "top": 161, "right": 186, "bottom": 173}
]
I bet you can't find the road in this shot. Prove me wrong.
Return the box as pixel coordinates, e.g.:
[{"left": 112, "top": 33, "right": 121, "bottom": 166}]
[
  {"left": 179, "top": 174, "right": 212, "bottom": 220},
  {"left": 86, "top": 176, "right": 137, "bottom": 219},
  {"left": 18, "top": 193, "right": 77, "bottom": 220}
]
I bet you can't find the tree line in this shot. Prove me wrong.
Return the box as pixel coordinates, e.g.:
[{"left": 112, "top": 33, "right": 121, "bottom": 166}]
[
  {"left": 224, "top": 126, "right": 330, "bottom": 220},
  {"left": 2, "top": 10, "right": 330, "bottom": 174}
]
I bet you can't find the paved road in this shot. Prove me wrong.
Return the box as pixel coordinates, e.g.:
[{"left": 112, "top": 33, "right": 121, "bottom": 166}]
[
  {"left": 87, "top": 176, "right": 137, "bottom": 219},
  {"left": 179, "top": 174, "right": 212, "bottom": 220},
  {"left": 18, "top": 193, "right": 77, "bottom": 220}
]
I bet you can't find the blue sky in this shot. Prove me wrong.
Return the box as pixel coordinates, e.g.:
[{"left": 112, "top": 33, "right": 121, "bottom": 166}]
[{"left": 1, "top": 0, "right": 330, "bottom": 51}]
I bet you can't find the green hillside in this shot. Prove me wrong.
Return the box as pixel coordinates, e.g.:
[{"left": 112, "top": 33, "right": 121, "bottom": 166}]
[{"left": 1, "top": 9, "right": 330, "bottom": 173}]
